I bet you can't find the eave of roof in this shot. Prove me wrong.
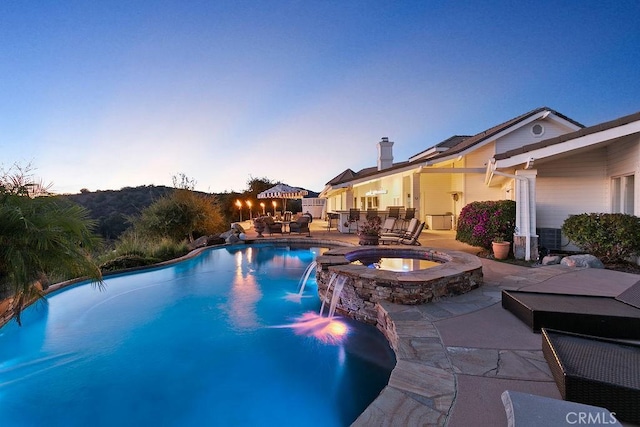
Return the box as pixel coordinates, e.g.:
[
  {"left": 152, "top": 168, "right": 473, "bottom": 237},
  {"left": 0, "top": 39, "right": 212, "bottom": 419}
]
[
  {"left": 424, "top": 107, "right": 584, "bottom": 163},
  {"left": 494, "top": 109, "right": 640, "bottom": 161}
]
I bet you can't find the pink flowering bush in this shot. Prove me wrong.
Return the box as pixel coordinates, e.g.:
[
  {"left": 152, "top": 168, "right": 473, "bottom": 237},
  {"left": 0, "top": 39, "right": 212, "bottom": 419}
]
[{"left": 455, "top": 200, "right": 516, "bottom": 249}]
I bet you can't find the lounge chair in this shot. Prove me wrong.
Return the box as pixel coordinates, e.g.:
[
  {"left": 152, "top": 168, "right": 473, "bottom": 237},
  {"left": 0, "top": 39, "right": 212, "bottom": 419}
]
[
  {"left": 289, "top": 213, "right": 311, "bottom": 236},
  {"left": 380, "top": 217, "right": 397, "bottom": 233},
  {"left": 542, "top": 328, "right": 640, "bottom": 424},
  {"left": 263, "top": 216, "right": 283, "bottom": 235},
  {"left": 501, "top": 282, "right": 640, "bottom": 339},
  {"left": 398, "top": 207, "right": 416, "bottom": 230},
  {"left": 380, "top": 221, "right": 425, "bottom": 245},
  {"left": 381, "top": 218, "right": 418, "bottom": 238}
]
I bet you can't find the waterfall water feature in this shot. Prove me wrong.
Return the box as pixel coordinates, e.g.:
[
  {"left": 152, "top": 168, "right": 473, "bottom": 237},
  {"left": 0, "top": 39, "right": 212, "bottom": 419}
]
[
  {"left": 297, "top": 261, "right": 317, "bottom": 295},
  {"left": 319, "top": 273, "right": 338, "bottom": 317},
  {"left": 327, "top": 276, "right": 346, "bottom": 318},
  {"left": 319, "top": 273, "right": 346, "bottom": 318}
]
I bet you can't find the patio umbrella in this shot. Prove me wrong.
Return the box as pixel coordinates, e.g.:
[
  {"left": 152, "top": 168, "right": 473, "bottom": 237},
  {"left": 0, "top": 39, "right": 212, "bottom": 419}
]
[{"left": 257, "top": 183, "right": 308, "bottom": 213}]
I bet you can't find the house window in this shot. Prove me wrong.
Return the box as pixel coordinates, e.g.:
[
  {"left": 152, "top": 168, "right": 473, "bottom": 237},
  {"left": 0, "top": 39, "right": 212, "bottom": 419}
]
[
  {"left": 612, "top": 175, "right": 635, "bottom": 214},
  {"left": 360, "top": 196, "right": 379, "bottom": 209}
]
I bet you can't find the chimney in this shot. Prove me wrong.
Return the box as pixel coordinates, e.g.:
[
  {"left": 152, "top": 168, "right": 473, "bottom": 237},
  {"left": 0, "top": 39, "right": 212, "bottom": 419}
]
[{"left": 377, "top": 137, "right": 394, "bottom": 171}]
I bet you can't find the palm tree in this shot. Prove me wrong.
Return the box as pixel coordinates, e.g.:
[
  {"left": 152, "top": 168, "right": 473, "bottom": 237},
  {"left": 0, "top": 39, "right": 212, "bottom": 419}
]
[{"left": 0, "top": 167, "right": 103, "bottom": 326}]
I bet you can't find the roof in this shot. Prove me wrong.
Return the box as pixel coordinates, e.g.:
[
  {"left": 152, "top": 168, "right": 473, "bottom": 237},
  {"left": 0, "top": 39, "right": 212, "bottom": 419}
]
[
  {"left": 326, "top": 107, "right": 585, "bottom": 187},
  {"left": 494, "top": 109, "right": 640, "bottom": 161},
  {"left": 409, "top": 135, "right": 471, "bottom": 162},
  {"left": 422, "top": 107, "right": 584, "bottom": 162}
]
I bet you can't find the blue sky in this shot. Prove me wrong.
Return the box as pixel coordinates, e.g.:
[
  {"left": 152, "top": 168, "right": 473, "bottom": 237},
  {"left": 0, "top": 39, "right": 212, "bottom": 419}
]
[{"left": 2, "top": 1, "right": 639, "bottom": 194}]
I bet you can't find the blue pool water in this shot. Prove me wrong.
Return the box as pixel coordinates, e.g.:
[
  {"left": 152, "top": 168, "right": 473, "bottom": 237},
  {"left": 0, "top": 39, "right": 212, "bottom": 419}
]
[{"left": 0, "top": 244, "right": 395, "bottom": 426}]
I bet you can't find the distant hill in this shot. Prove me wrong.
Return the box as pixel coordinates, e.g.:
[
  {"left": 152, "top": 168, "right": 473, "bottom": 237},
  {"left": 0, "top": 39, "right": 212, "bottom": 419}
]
[
  {"left": 60, "top": 184, "right": 321, "bottom": 240},
  {"left": 60, "top": 185, "right": 175, "bottom": 239}
]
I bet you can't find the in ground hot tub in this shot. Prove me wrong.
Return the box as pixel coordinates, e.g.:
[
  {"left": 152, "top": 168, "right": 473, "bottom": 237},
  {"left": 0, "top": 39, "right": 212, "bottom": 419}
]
[
  {"left": 315, "top": 246, "right": 483, "bottom": 325},
  {"left": 345, "top": 248, "right": 443, "bottom": 272}
]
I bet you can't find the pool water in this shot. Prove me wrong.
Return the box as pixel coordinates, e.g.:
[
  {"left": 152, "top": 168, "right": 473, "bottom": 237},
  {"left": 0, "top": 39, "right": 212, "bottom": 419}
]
[{"left": 0, "top": 244, "right": 395, "bottom": 427}]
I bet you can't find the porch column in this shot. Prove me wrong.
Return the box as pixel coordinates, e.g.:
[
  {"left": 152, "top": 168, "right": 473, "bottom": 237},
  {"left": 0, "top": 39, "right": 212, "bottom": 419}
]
[
  {"left": 411, "top": 172, "right": 421, "bottom": 217},
  {"left": 513, "top": 169, "right": 538, "bottom": 260},
  {"left": 345, "top": 189, "right": 354, "bottom": 210}
]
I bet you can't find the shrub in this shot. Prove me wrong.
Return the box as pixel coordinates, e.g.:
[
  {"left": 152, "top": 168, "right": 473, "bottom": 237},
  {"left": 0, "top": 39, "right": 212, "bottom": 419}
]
[
  {"left": 100, "top": 255, "right": 161, "bottom": 272},
  {"left": 562, "top": 213, "right": 640, "bottom": 263},
  {"left": 150, "top": 238, "right": 189, "bottom": 261},
  {"left": 456, "top": 200, "right": 516, "bottom": 249}
]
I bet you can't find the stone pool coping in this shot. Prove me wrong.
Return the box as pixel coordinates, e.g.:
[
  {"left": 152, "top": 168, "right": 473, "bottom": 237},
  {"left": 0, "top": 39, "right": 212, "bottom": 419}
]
[{"left": 316, "top": 246, "right": 483, "bottom": 284}]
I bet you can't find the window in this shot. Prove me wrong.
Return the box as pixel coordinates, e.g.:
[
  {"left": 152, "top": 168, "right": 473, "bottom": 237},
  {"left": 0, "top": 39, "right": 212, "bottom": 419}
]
[
  {"left": 612, "top": 175, "right": 635, "bottom": 214},
  {"left": 360, "top": 196, "right": 379, "bottom": 209}
]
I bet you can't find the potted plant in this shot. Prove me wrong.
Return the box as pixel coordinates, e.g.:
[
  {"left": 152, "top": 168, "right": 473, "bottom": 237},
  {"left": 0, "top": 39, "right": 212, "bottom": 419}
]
[
  {"left": 358, "top": 216, "right": 382, "bottom": 245},
  {"left": 253, "top": 217, "right": 266, "bottom": 238},
  {"left": 492, "top": 234, "right": 510, "bottom": 260}
]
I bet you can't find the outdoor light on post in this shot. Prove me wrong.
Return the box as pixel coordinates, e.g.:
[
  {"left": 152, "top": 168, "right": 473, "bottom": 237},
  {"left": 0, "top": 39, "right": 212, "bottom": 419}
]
[
  {"left": 260, "top": 202, "right": 265, "bottom": 215},
  {"left": 246, "top": 200, "right": 252, "bottom": 220},
  {"left": 272, "top": 201, "right": 277, "bottom": 215},
  {"left": 235, "top": 200, "right": 242, "bottom": 222}
]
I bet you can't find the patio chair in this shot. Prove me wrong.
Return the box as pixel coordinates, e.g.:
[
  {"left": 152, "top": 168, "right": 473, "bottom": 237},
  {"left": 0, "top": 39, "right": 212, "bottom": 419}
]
[
  {"left": 283, "top": 211, "right": 293, "bottom": 222},
  {"left": 399, "top": 207, "right": 416, "bottom": 230},
  {"left": 380, "top": 221, "right": 424, "bottom": 246},
  {"left": 347, "top": 208, "right": 360, "bottom": 234},
  {"left": 263, "top": 216, "right": 283, "bottom": 235},
  {"left": 326, "top": 212, "right": 339, "bottom": 231},
  {"left": 501, "top": 390, "right": 622, "bottom": 427},
  {"left": 542, "top": 328, "right": 640, "bottom": 423},
  {"left": 386, "top": 206, "right": 401, "bottom": 219},
  {"left": 289, "top": 213, "right": 311, "bottom": 236},
  {"left": 501, "top": 282, "right": 640, "bottom": 339},
  {"left": 366, "top": 209, "right": 378, "bottom": 220}
]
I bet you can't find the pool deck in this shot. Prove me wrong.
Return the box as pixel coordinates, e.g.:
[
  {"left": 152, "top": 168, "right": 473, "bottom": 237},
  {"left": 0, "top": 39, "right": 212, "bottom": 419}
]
[{"left": 241, "top": 219, "right": 640, "bottom": 427}]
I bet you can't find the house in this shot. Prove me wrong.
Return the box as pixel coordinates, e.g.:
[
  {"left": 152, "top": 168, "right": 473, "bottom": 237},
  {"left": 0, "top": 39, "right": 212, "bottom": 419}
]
[{"left": 320, "top": 107, "right": 640, "bottom": 260}]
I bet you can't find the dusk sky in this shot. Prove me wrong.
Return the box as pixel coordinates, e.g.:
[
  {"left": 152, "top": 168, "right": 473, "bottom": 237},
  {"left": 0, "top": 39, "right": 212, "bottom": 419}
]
[{"left": 2, "top": 1, "right": 640, "bottom": 195}]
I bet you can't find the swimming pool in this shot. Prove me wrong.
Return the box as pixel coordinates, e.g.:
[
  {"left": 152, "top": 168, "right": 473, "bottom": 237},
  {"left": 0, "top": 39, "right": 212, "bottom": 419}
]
[{"left": 0, "top": 244, "right": 395, "bottom": 426}]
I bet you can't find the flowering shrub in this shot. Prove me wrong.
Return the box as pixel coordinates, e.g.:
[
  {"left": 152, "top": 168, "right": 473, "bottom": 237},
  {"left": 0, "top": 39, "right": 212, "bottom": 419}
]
[
  {"left": 456, "top": 200, "right": 516, "bottom": 249},
  {"left": 562, "top": 213, "right": 640, "bottom": 263},
  {"left": 358, "top": 216, "right": 382, "bottom": 236}
]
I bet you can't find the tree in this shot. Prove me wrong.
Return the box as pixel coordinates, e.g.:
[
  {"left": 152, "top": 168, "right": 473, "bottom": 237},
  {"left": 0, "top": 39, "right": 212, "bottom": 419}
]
[{"left": 0, "top": 164, "right": 103, "bottom": 325}]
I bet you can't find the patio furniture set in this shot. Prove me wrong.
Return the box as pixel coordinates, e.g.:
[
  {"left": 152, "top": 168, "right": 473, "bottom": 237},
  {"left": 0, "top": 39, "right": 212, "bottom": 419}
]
[
  {"left": 262, "top": 212, "right": 312, "bottom": 237},
  {"left": 501, "top": 282, "right": 640, "bottom": 423}
]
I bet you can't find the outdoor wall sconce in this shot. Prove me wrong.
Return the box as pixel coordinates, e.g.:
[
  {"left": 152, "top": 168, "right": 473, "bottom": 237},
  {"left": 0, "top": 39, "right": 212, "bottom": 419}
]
[{"left": 449, "top": 192, "right": 461, "bottom": 201}]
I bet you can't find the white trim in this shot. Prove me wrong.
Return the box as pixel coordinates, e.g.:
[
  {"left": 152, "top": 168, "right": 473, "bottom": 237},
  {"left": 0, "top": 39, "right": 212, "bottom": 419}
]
[{"left": 494, "top": 119, "right": 640, "bottom": 169}]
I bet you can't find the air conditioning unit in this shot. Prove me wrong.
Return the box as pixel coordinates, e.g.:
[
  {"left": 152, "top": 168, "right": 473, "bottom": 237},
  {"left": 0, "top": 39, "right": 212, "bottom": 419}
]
[{"left": 536, "top": 228, "right": 562, "bottom": 251}]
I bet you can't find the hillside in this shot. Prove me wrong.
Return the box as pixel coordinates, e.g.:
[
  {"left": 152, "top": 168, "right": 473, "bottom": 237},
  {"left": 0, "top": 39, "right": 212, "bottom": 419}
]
[{"left": 60, "top": 185, "right": 175, "bottom": 239}]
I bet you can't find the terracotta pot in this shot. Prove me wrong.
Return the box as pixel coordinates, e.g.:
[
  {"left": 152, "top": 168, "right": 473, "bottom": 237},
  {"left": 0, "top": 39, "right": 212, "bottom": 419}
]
[
  {"left": 359, "top": 234, "right": 380, "bottom": 246},
  {"left": 492, "top": 241, "right": 510, "bottom": 260}
]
